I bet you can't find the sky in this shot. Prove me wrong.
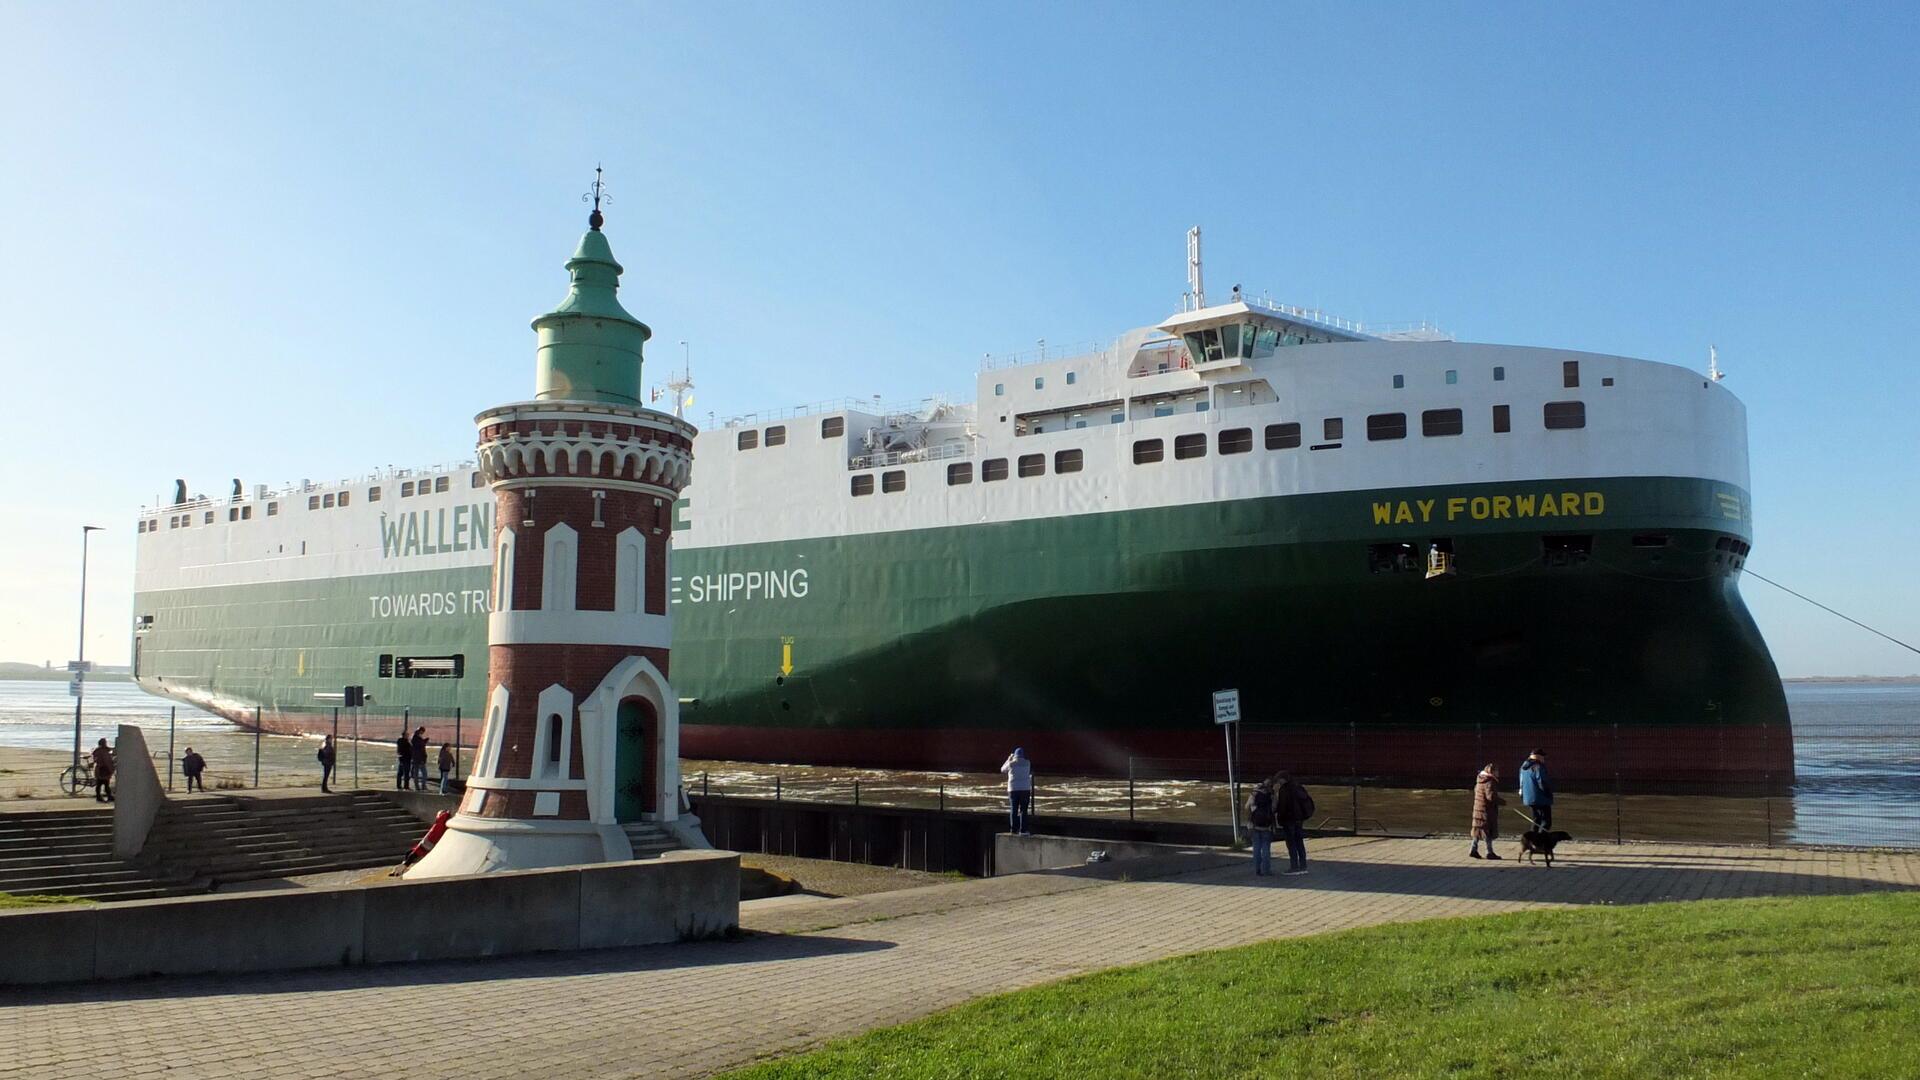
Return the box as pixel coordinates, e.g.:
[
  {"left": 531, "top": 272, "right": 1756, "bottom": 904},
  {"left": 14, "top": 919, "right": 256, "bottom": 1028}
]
[{"left": 0, "top": 2, "right": 1916, "bottom": 676}]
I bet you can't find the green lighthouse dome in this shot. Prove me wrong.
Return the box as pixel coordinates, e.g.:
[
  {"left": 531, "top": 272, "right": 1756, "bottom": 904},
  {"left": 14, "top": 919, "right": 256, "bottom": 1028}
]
[{"left": 531, "top": 202, "right": 651, "bottom": 405}]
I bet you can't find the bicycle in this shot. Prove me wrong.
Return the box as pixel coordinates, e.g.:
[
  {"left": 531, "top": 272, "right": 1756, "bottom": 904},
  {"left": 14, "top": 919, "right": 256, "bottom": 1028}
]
[{"left": 59, "top": 759, "right": 95, "bottom": 797}]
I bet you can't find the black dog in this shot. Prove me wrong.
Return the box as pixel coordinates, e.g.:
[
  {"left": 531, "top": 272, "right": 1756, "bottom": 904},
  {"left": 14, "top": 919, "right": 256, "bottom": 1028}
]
[{"left": 1518, "top": 829, "right": 1572, "bottom": 867}]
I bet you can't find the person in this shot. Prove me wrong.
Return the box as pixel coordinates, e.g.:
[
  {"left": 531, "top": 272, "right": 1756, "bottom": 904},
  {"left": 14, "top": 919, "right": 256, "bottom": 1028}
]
[
  {"left": 1245, "top": 780, "right": 1276, "bottom": 876},
  {"left": 90, "top": 738, "right": 115, "bottom": 802},
  {"left": 181, "top": 747, "right": 207, "bottom": 793},
  {"left": 1470, "top": 763, "right": 1504, "bottom": 860},
  {"left": 318, "top": 735, "right": 337, "bottom": 793},
  {"left": 1000, "top": 747, "right": 1033, "bottom": 835},
  {"left": 1519, "top": 749, "right": 1553, "bottom": 832},
  {"left": 410, "top": 727, "right": 430, "bottom": 790},
  {"left": 395, "top": 732, "right": 412, "bottom": 790},
  {"left": 437, "top": 742, "right": 455, "bottom": 794},
  {"left": 1275, "top": 771, "right": 1313, "bottom": 874}
]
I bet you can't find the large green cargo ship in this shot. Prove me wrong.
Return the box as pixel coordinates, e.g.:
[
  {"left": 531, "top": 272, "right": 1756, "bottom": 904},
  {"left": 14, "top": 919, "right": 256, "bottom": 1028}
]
[{"left": 132, "top": 249, "right": 1789, "bottom": 787}]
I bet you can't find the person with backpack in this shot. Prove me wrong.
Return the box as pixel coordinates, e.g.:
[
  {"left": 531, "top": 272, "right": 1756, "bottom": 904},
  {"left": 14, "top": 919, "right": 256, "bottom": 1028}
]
[
  {"left": 1274, "top": 771, "right": 1314, "bottom": 874},
  {"left": 318, "top": 735, "right": 337, "bottom": 792},
  {"left": 410, "top": 727, "right": 430, "bottom": 790},
  {"left": 1245, "top": 780, "right": 1277, "bottom": 876},
  {"left": 181, "top": 747, "right": 207, "bottom": 793},
  {"left": 1519, "top": 749, "right": 1553, "bottom": 831},
  {"left": 395, "top": 732, "right": 413, "bottom": 790},
  {"left": 437, "top": 741, "right": 456, "bottom": 794}
]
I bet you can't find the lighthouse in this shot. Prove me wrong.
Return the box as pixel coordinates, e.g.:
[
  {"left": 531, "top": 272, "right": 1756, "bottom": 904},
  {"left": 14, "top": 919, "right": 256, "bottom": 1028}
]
[{"left": 410, "top": 175, "right": 699, "bottom": 876}]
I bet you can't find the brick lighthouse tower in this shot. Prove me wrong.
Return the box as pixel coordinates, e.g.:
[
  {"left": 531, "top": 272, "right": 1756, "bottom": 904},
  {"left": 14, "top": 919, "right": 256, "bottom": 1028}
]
[{"left": 411, "top": 174, "right": 699, "bottom": 876}]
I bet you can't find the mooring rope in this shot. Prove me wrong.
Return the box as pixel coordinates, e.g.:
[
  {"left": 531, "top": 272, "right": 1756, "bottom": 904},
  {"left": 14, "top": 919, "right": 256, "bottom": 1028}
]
[{"left": 1744, "top": 568, "right": 1920, "bottom": 657}]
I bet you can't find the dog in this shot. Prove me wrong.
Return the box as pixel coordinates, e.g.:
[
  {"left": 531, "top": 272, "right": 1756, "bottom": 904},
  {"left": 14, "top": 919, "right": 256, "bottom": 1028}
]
[{"left": 1517, "top": 829, "right": 1572, "bottom": 867}]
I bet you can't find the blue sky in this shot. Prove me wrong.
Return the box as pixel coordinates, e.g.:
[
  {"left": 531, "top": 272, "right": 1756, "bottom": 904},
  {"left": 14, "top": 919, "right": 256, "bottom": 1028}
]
[{"left": 1, "top": 3, "right": 1915, "bottom": 675}]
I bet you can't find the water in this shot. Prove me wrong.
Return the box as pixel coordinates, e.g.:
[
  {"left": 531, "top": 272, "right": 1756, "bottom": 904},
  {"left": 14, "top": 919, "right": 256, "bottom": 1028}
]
[{"left": 2, "top": 679, "right": 1917, "bottom": 845}]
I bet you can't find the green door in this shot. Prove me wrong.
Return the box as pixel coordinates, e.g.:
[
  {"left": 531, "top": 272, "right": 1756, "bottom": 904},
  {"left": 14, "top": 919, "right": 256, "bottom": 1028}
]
[{"left": 614, "top": 698, "right": 653, "bottom": 821}]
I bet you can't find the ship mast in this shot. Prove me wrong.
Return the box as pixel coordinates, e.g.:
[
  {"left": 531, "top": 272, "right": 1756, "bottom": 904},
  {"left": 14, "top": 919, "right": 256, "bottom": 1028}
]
[
  {"left": 1708, "top": 344, "right": 1724, "bottom": 382},
  {"left": 1185, "top": 226, "right": 1205, "bottom": 312},
  {"left": 667, "top": 341, "right": 695, "bottom": 419}
]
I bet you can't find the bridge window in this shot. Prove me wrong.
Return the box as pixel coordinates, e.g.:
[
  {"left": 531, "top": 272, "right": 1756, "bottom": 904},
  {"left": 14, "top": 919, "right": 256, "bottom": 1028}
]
[
  {"left": 983, "top": 458, "right": 1009, "bottom": 482},
  {"left": 882, "top": 470, "right": 906, "bottom": 493},
  {"left": 1018, "top": 453, "right": 1045, "bottom": 478},
  {"left": 1265, "top": 423, "right": 1301, "bottom": 450},
  {"left": 738, "top": 430, "right": 759, "bottom": 451},
  {"left": 851, "top": 474, "right": 874, "bottom": 496},
  {"left": 822, "top": 416, "right": 845, "bottom": 438},
  {"left": 1367, "top": 413, "right": 1406, "bottom": 441},
  {"left": 1493, "top": 404, "right": 1511, "bottom": 433},
  {"left": 1544, "top": 401, "right": 1586, "bottom": 429},
  {"left": 1133, "top": 439, "right": 1164, "bottom": 464},
  {"left": 766, "top": 425, "right": 787, "bottom": 447},
  {"left": 1563, "top": 361, "right": 1580, "bottom": 388},
  {"left": 1055, "top": 448, "right": 1084, "bottom": 473},
  {"left": 1219, "top": 428, "right": 1253, "bottom": 455},
  {"left": 947, "top": 462, "right": 972, "bottom": 485},
  {"left": 1422, "top": 409, "right": 1464, "bottom": 437},
  {"left": 1174, "top": 433, "right": 1207, "bottom": 460}
]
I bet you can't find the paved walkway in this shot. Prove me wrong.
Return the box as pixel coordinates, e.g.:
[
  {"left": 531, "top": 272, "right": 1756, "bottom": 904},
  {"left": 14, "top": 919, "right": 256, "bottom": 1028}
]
[{"left": 6, "top": 837, "right": 1919, "bottom": 1079}]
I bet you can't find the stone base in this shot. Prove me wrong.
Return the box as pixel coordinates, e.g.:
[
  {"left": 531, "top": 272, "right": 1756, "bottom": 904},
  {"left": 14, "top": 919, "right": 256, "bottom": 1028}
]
[{"left": 405, "top": 815, "right": 633, "bottom": 879}]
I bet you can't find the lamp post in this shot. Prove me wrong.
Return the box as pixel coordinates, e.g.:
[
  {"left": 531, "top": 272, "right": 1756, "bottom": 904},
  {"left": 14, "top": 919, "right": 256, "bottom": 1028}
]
[{"left": 71, "top": 525, "right": 103, "bottom": 789}]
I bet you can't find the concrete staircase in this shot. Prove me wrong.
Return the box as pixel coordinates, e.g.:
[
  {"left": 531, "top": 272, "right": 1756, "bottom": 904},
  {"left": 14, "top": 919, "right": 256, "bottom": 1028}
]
[
  {"left": 622, "top": 821, "right": 685, "bottom": 860},
  {"left": 0, "top": 806, "right": 207, "bottom": 902},
  {"left": 136, "top": 791, "right": 429, "bottom": 887}
]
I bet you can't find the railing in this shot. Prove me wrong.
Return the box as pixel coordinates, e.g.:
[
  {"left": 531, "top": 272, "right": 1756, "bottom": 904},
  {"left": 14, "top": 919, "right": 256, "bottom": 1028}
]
[
  {"left": 980, "top": 339, "right": 1111, "bottom": 371},
  {"left": 717, "top": 395, "right": 969, "bottom": 431},
  {"left": 142, "top": 461, "right": 479, "bottom": 517},
  {"left": 848, "top": 441, "right": 975, "bottom": 471}
]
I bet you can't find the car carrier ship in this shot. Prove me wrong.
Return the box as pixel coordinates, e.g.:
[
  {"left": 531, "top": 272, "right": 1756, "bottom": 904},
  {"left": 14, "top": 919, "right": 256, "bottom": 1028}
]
[{"left": 131, "top": 226, "right": 1792, "bottom": 788}]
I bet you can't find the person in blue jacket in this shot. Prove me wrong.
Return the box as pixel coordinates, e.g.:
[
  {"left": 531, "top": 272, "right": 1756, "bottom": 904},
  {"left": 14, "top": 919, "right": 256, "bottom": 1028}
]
[{"left": 1519, "top": 749, "right": 1553, "bottom": 831}]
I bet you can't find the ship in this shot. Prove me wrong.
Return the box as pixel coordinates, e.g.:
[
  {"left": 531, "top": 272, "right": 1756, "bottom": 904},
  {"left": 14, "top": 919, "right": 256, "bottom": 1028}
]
[{"left": 132, "top": 227, "right": 1792, "bottom": 789}]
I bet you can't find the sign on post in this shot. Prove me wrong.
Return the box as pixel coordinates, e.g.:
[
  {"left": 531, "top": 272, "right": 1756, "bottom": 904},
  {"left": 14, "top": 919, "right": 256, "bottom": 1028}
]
[
  {"left": 1212, "top": 688, "right": 1241, "bottom": 725},
  {"left": 68, "top": 678, "right": 83, "bottom": 698},
  {"left": 1215, "top": 688, "right": 1242, "bottom": 839},
  {"left": 67, "top": 660, "right": 93, "bottom": 673}
]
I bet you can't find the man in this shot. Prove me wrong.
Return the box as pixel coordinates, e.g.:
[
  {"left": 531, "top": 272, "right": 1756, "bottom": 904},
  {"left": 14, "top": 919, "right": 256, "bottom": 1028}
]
[
  {"left": 90, "top": 738, "right": 115, "bottom": 802},
  {"left": 1519, "top": 749, "right": 1553, "bottom": 832},
  {"left": 1000, "top": 748, "right": 1033, "bottom": 836},
  {"left": 1274, "top": 771, "right": 1314, "bottom": 875},
  {"left": 1245, "top": 780, "right": 1276, "bottom": 876},
  {"left": 181, "top": 747, "right": 207, "bottom": 793},
  {"left": 437, "top": 742, "right": 456, "bottom": 794},
  {"left": 410, "top": 727, "right": 430, "bottom": 790},
  {"left": 396, "top": 732, "right": 413, "bottom": 790},
  {"left": 318, "top": 734, "right": 337, "bottom": 793}
]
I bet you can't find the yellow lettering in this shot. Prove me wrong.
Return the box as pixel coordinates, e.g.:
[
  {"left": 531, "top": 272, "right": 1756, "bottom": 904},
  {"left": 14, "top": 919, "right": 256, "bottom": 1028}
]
[
  {"left": 1446, "top": 497, "right": 1465, "bottom": 520},
  {"left": 1394, "top": 502, "right": 1414, "bottom": 524},
  {"left": 1470, "top": 496, "right": 1490, "bottom": 520},
  {"left": 1492, "top": 495, "right": 1512, "bottom": 519},
  {"left": 1538, "top": 494, "right": 1559, "bottom": 517},
  {"left": 1417, "top": 499, "right": 1435, "bottom": 522},
  {"left": 1373, "top": 502, "right": 1393, "bottom": 525},
  {"left": 1585, "top": 491, "right": 1605, "bottom": 515},
  {"left": 1561, "top": 492, "right": 1581, "bottom": 516},
  {"left": 1515, "top": 494, "right": 1535, "bottom": 517}
]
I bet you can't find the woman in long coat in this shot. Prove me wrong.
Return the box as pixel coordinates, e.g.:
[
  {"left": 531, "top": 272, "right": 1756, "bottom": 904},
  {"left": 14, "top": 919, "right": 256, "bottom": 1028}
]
[{"left": 1469, "top": 763, "right": 1504, "bottom": 860}]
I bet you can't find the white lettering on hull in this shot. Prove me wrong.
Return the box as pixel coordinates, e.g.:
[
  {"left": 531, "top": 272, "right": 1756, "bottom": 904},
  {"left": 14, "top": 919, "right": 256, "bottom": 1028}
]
[
  {"left": 673, "top": 567, "right": 810, "bottom": 604},
  {"left": 369, "top": 589, "right": 492, "bottom": 619}
]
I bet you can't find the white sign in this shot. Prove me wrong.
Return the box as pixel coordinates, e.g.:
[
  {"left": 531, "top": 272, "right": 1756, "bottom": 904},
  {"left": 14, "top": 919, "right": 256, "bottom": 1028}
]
[
  {"left": 68, "top": 678, "right": 83, "bottom": 697},
  {"left": 67, "top": 660, "right": 92, "bottom": 673},
  {"left": 1212, "top": 689, "right": 1240, "bottom": 725}
]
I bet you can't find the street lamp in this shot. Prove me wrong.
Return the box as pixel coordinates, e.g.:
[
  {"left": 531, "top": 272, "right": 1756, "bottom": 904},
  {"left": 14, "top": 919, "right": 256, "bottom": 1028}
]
[{"left": 71, "top": 525, "right": 103, "bottom": 791}]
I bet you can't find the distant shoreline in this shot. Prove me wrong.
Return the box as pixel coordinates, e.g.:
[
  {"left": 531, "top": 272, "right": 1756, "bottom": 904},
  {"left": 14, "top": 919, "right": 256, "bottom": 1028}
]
[
  {"left": 1782, "top": 675, "right": 1920, "bottom": 685},
  {"left": 0, "top": 671, "right": 133, "bottom": 683}
]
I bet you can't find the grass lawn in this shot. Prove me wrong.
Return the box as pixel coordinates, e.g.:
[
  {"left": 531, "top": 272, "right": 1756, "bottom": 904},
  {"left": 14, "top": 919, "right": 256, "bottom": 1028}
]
[
  {"left": 0, "top": 892, "right": 89, "bottom": 909},
  {"left": 727, "top": 892, "right": 1920, "bottom": 1079}
]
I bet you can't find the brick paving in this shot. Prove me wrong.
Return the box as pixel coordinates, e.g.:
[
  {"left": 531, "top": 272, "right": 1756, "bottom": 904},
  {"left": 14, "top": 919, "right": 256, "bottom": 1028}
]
[{"left": 5, "top": 837, "right": 1918, "bottom": 1079}]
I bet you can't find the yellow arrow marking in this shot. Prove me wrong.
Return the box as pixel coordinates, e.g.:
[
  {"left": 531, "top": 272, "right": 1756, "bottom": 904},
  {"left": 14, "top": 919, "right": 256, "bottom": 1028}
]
[{"left": 780, "top": 637, "right": 794, "bottom": 676}]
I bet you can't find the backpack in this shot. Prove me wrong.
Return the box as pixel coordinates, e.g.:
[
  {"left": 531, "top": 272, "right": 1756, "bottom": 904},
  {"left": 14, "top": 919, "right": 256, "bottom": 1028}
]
[
  {"left": 1248, "top": 788, "right": 1275, "bottom": 828},
  {"left": 1289, "top": 784, "right": 1316, "bottom": 823}
]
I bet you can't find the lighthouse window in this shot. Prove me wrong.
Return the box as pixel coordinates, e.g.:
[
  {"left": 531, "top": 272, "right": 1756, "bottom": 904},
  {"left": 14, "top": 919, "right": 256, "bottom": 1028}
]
[
  {"left": 434, "top": 476, "right": 449, "bottom": 493},
  {"left": 1543, "top": 401, "right": 1587, "bottom": 429},
  {"left": 1323, "top": 417, "right": 1344, "bottom": 441},
  {"left": 1563, "top": 361, "right": 1580, "bottom": 388},
  {"left": 1445, "top": 369, "right": 1458, "bottom": 385},
  {"left": 1018, "top": 453, "right": 1046, "bottom": 478},
  {"left": 765, "top": 425, "right": 787, "bottom": 447},
  {"left": 547, "top": 715, "right": 563, "bottom": 767},
  {"left": 1174, "top": 433, "right": 1207, "bottom": 460},
  {"left": 322, "top": 494, "right": 335, "bottom": 508},
  {"left": 1493, "top": 404, "right": 1511, "bottom": 433},
  {"left": 308, "top": 496, "right": 321, "bottom": 510},
  {"left": 1132, "top": 439, "right": 1164, "bottom": 464},
  {"left": 821, "top": 416, "right": 845, "bottom": 438},
  {"left": 1034, "top": 377, "right": 1045, "bottom": 390},
  {"left": 738, "top": 430, "right": 759, "bottom": 451},
  {"left": 1219, "top": 428, "right": 1253, "bottom": 455},
  {"left": 1493, "top": 366, "right": 1506, "bottom": 381},
  {"left": 1422, "top": 409, "right": 1464, "bottom": 437},
  {"left": 1366, "top": 413, "right": 1407, "bottom": 441},
  {"left": 983, "top": 458, "right": 1009, "bottom": 482},
  {"left": 1392, "top": 374, "right": 1404, "bottom": 389},
  {"left": 1055, "top": 448, "right": 1084, "bottom": 473},
  {"left": 1265, "top": 423, "right": 1302, "bottom": 450},
  {"left": 850, "top": 474, "right": 875, "bottom": 497},
  {"left": 947, "top": 462, "right": 973, "bottom": 486},
  {"left": 881, "top": 470, "right": 906, "bottom": 493},
  {"left": 369, "top": 486, "right": 382, "bottom": 502},
  {"left": 401, "top": 482, "right": 415, "bottom": 497}
]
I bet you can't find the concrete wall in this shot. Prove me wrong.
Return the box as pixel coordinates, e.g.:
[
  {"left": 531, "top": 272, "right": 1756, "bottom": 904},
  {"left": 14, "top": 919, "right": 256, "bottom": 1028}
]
[
  {"left": 992, "top": 833, "right": 1220, "bottom": 875},
  {"left": 0, "top": 850, "right": 737, "bottom": 987},
  {"left": 111, "top": 724, "right": 163, "bottom": 859}
]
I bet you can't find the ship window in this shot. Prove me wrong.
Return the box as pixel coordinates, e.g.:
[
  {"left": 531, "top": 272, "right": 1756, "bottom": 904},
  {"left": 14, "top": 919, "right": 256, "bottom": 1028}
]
[
  {"left": 983, "top": 458, "right": 1009, "bottom": 482},
  {"left": 1066, "top": 372, "right": 1077, "bottom": 385},
  {"left": 1174, "top": 433, "right": 1207, "bottom": 460},
  {"left": 850, "top": 474, "right": 874, "bottom": 497},
  {"left": 1422, "top": 409, "right": 1464, "bottom": 437},
  {"left": 1195, "top": 400, "right": 1209, "bottom": 413},
  {"left": 401, "top": 482, "right": 414, "bottom": 497},
  {"left": 242, "top": 505, "right": 253, "bottom": 520},
  {"left": 1367, "top": 413, "right": 1407, "bottom": 441},
  {"left": 1493, "top": 366, "right": 1506, "bottom": 381},
  {"left": 1602, "top": 377, "right": 1615, "bottom": 387},
  {"left": 1445, "top": 369, "right": 1458, "bottom": 385},
  {"left": 1542, "top": 535, "right": 1593, "bottom": 566},
  {"left": 738, "top": 430, "right": 759, "bottom": 451},
  {"left": 1133, "top": 439, "right": 1164, "bottom": 464},
  {"left": 1493, "top": 405, "right": 1511, "bottom": 433},
  {"left": 369, "top": 486, "right": 381, "bottom": 502},
  {"left": 1265, "top": 422, "right": 1302, "bottom": 449},
  {"left": 308, "top": 495, "right": 321, "bottom": 510},
  {"left": 994, "top": 383, "right": 1005, "bottom": 396},
  {"left": 1544, "top": 401, "right": 1586, "bottom": 429},
  {"left": 267, "top": 502, "right": 279, "bottom": 516},
  {"left": 393, "top": 655, "right": 465, "bottom": 679},
  {"left": 1055, "top": 448, "right": 1084, "bottom": 473},
  {"left": 470, "top": 472, "right": 483, "bottom": 488},
  {"left": 322, "top": 493, "right": 335, "bottom": 508},
  {"left": 1563, "top": 361, "right": 1580, "bottom": 388},
  {"left": 1392, "top": 374, "right": 1404, "bottom": 389},
  {"left": 338, "top": 492, "right": 349, "bottom": 507},
  {"left": 1219, "top": 428, "right": 1253, "bottom": 455},
  {"left": 766, "top": 425, "right": 787, "bottom": 447},
  {"left": 378, "top": 654, "right": 394, "bottom": 677},
  {"left": 1324, "top": 417, "right": 1344, "bottom": 441},
  {"left": 881, "top": 470, "right": 905, "bottom": 493},
  {"left": 1018, "top": 453, "right": 1045, "bottom": 478},
  {"left": 228, "top": 508, "right": 238, "bottom": 522},
  {"left": 1034, "top": 377, "right": 1045, "bottom": 390},
  {"left": 1111, "top": 412, "right": 1124, "bottom": 424},
  {"left": 203, "top": 511, "right": 214, "bottom": 524},
  {"left": 822, "top": 416, "right": 845, "bottom": 438},
  {"left": 435, "top": 476, "right": 449, "bottom": 493},
  {"left": 947, "top": 462, "right": 972, "bottom": 485}
]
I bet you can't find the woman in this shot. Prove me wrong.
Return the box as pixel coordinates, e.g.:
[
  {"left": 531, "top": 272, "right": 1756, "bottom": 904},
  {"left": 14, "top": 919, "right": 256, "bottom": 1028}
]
[
  {"left": 437, "top": 742, "right": 456, "bottom": 794},
  {"left": 1469, "top": 763, "right": 1504, "bottom": 860},
  {"left": 90, "top": 738, "right": 115, "bottom": 802}
]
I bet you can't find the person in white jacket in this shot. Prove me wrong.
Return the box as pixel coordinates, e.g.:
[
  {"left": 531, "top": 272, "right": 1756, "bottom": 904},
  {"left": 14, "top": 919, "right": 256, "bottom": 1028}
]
[{"left": 1000, "top": 748, "right": 1034, "bottom": 835}]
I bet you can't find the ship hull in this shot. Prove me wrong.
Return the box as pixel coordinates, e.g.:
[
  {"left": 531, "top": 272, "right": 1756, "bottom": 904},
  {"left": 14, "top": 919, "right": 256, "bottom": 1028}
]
[{"left": 134, "top": 475, "right": 1790, "bottom": 788}]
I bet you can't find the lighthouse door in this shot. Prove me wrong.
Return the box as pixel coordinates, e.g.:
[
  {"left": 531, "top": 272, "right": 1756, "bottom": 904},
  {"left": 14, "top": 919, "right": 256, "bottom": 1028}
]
[{"left": 614, "top": 697, "right": 657, "bottom": 821}]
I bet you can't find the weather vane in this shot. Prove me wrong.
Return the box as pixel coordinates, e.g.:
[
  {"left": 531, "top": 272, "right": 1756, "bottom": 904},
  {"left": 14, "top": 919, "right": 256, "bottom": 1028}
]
[{"left": 582, "top": 164, "right": 611, "bottom": 230}]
